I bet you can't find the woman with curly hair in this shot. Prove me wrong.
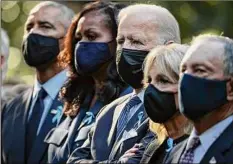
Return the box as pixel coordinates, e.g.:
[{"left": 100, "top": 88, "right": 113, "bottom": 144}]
[{"left": 44, "top": 1, "right": 131, "bottom": 163}]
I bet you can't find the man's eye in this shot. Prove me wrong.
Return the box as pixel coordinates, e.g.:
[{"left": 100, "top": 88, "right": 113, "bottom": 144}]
[
  {"left": 26, "top": 25, "right": 32, "bottom": 32},
  {"left": 195, "top": 68, "right": 205, "bottom": 74},
  {"left": 41, "top": 26, "right": 51, "bottom": 29},
  {"left": 132, "top": 40, "right": 143, "bottom": 45},
  {"left": 117, "top": 38, "right": 124, "bottom": 45}
]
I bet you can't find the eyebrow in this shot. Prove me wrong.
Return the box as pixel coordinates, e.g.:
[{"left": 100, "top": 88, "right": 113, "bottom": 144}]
[
  {"left": 192, "top": 62, "right": 214, "bottom": 72},
  {"left": 127, "top": 34, "right": 146, "bottom": 42},
  {"left": 38, "top": 21, "right": 56, "bottom": 29}
]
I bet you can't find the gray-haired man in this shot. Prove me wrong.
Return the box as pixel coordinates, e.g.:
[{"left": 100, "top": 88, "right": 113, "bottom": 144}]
[
  {"left": 2, "top": 2, "right": 74, "bottom": 164},
  {"left": 165, "top": 35, "right": 233, "bottom": 163}
]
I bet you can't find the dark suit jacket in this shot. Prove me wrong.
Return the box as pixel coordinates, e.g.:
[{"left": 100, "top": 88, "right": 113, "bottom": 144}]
[
  {"left": 44, "top": 87, "right": 133, "bottom": 164},
  {"left": 164, "top": 121, "right": 233, "bottom": 163},
  {"left": 2, "top": 87, "right": 63, "bottom": 164},
  {"left": 67, "top": 94, "right": 156, "bottom": 164},
  {"left": 1, "top": 84, "right": 31, "bottom": 107}
]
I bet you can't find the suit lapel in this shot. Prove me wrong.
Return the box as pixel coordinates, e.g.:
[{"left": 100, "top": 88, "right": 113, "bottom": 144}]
[
  {"left": 78, "top": 100, "right": 104, "bottom": 131},
  {"left": 108, "top": 96, "right": 131, "bottom": 145},
  {"left": 170, "top": 140, "right": 187, "bottom": 163},
  {"left": 27, "top": 95, "right": 63, "bottom": 163},
  {"left": 10, "top": 88, "right": 33, "bottom": 164},
  {"left": 109, "top": 104, "right": 145, "bottom": 159},
  {"left": 201, "top": 121, "right": 233, "bottom": 163}
]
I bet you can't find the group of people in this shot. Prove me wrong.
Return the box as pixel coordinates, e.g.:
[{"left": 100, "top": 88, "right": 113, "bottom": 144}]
[{"left": 1, "top": 1, "right": 233, "bottom": 164}]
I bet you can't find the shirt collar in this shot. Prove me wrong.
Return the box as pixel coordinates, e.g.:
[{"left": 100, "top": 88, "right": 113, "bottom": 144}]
[
  {"left": 33, "top": 69, "right": 68, "bottom": 100},
  {"left": 188, "top": 115, "right": 233, "bottom": 152},
  {"left": 132, "top": 89, "right": 145, "bottom": 103}
]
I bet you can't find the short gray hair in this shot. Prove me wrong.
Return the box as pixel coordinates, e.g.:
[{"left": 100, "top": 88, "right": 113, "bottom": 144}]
[
  {"left": 30, "top": 1, "right": 75, "bottom": 30},
  {"left": 1, "top": 28, "right": 9, "bottom": 58},
  {"left": 192, "top": 34, "right": 233, "bottom": 77},
  {"left": 1, "top": 28, "right": 10, "bottom": 81},
  {"left": 118, "top": 4, "right": 181, "bottom": 44}
]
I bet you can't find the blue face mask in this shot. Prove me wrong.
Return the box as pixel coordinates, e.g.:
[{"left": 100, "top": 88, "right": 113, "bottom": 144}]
[
  {"left": 74, "top": 42, "right": 113, "bottom": 75},
  {"left": 179, "top": 74, "right": 228, "bottom": 121}
]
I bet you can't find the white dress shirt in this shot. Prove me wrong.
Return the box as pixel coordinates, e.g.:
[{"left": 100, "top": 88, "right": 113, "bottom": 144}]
[
  {"left": 121, "top": 89, "right": 145, "bottom": 123},
  {"left": 187, "top": 115, "right": 233, "bottom": 163},
  {"left": 28, "top": 69, "right": 67, "bottom": 134}
]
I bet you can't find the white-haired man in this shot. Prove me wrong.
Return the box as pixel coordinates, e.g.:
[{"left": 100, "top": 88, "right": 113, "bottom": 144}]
[
  {"left": 164, "top": 35, "right": 233, "bottom": 163},
  {"left": 68, "top": 4, "right": 180, "bottom": 163},
  {"left": 2, "top": 2, "right": 74, "bottom": 164}
]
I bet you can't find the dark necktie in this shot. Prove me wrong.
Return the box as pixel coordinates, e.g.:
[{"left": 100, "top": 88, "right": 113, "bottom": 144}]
[
  {"left": 26, "top": 87, "right": 47, "bottom": 157},
  {"left": 116, "top": 95, "right": 141, "bottom": 138},
  {"left": 179, "top": 137, "right": 201, "bottom": 164}
]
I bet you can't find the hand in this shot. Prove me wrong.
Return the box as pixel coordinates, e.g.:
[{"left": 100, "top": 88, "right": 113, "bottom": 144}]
[{"left": 120, "top": 143, "right": 143, "bottom": 162}]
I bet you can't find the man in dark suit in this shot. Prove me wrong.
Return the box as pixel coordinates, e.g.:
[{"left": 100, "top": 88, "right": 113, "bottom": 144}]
[
  {"left": 67, "top": 4, "right": 181, "bottom": 163},
  {"left": 164, "top": 35, "right": 233, "bottom": 163},
  {"left": 2, "top": 2, "right": 74, "bottom": 164}
]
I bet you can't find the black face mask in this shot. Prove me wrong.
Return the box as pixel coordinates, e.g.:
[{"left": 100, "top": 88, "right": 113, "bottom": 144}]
[
  {"left": 144, "top": 84, "right": 177, "bottom": 123},
  {"left": 116, "top": 48, "right": 148, "bottom": 89},
  {"left": 22, "top": 33, "right": 61, "bottom": 67},
  {"left": 179, "top": 74, "right": 229, "bottom": 121}
]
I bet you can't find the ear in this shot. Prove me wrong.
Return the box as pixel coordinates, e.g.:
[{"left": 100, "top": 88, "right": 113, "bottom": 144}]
[{"left": 226, "top": 77, "right": 233, "bottom": 101}]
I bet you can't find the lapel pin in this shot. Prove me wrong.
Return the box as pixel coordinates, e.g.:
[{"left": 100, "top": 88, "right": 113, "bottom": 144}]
[
  {"left": 165, "top": 138, "right": 174, "bottom": 152},
  {"left": 52, "top": 105, "right": 63, "bottom": 124},
  {"left": 83, "top": 112, "right": 95, "bottom": 125},
  {"left": 137, "top": 111, "right": 144, "bottom": 125}
]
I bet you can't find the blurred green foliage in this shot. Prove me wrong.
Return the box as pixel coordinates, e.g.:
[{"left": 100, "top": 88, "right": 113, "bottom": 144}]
[{"left": 1, "top": 1, "right": 233, "bottom": 85}]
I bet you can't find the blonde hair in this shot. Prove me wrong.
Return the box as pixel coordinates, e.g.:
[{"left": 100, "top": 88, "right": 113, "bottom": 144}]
[
  {"left": 143, "top": 43, "right": 189, "bottom": 85},
  {"left": 144, "top": 43, "right": 189, "bottom": 143}
]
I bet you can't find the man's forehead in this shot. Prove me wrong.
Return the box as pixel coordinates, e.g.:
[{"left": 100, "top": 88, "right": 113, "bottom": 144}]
[
  {"left": 27, "top": 6, "right": 62, "bottom": 24},
  {"left": 183, "top": 40, "right": 225, "bottom": 64},
  {"left": 119, "top": 15, "right": 157, "bottom": 35}
]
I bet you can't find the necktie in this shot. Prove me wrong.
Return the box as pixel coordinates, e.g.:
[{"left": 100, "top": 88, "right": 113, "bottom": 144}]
[
  {"left": 116, "top": 95, "right": 141, "bottom": 138},
  {"left": 179, "top": 137, "right": 201, "bottom": 164},
  {"left": 26, "top": 87, "right": 47, "bottom": 157}
]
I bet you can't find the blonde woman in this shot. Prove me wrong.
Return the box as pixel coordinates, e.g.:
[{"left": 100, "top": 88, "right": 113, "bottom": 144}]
[{"left": 140, "top": 44, "right": 192, "bottom": 163}]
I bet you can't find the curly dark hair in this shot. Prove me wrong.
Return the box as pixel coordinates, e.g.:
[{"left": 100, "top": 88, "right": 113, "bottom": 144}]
[{"left": 58, "top": 1, "right": 127, "bottom": 116}]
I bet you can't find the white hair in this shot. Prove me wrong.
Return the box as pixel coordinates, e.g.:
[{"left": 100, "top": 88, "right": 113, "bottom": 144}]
[
  {"left": 192, "top": 34, "right": 233, "bottom": 77},
  {"left": 118, "top": 4, "right": 181, "bottom": 44},
  {"left": 30, "top": 1, "right": 75, "bottom": 30},
  {"left": 1, "top": 28, "right": 10, "bottom": 81}
]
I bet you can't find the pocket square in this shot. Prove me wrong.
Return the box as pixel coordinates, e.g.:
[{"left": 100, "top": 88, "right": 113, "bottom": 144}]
[
  {"left": 209, "top": 157, "right": 216, "bottom": 164},
  {"left": 122, "top": 128, "right": 138, "bottom": 141}
]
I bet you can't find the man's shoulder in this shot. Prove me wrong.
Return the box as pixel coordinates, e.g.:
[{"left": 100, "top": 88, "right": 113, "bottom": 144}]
[
  {"left": 3, "top": 84, "right": 31, "bottom": 102},
  {"left": 97, "top": 93, "right": 131, "bottom": 117},
  {"left": 2, "top": 87, "right": 32, "bottom": 116}
]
